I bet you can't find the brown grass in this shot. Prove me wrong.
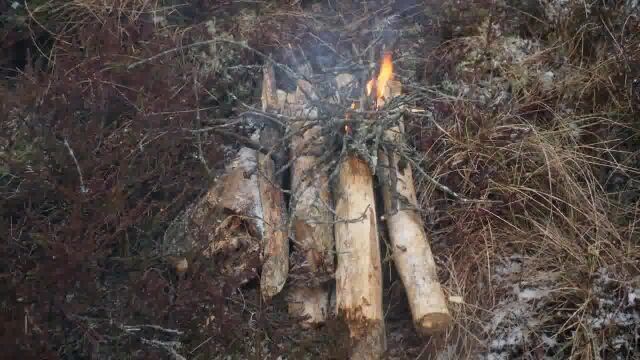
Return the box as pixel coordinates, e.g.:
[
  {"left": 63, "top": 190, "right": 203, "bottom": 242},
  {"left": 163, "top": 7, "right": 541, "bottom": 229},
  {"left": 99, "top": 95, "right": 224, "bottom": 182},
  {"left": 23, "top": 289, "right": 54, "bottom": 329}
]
[{"left": 408, "top": 2, "right": 640, "bottom": 358}]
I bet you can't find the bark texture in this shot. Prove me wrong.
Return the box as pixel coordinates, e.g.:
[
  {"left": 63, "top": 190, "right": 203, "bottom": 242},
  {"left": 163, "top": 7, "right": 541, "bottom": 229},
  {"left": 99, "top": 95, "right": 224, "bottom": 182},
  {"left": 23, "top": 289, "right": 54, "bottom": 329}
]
[
  {"left": 334, "top": 156, "right": 385, "bottom": 359},
  {"left": 287, "top": 75, "right": 335, "bottom": 325},
  {"left": 162, "top": 147, "right": 262, "bottom": 285},
  {"left": 258, "top": 64, "right": 290, "bottom": 299},
  {"left": 378, "top": 79, "right": 451, "bottom": 334}
]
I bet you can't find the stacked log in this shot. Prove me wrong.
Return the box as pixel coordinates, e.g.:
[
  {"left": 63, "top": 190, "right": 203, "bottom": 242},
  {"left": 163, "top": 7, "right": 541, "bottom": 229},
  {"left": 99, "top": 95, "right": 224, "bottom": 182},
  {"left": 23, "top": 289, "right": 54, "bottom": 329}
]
[
  {"left": 334, "top": 155, "right": 386, "bottom": 359},
  {"left": 166, "top": 57, "right": 452, "bottom": 359}
]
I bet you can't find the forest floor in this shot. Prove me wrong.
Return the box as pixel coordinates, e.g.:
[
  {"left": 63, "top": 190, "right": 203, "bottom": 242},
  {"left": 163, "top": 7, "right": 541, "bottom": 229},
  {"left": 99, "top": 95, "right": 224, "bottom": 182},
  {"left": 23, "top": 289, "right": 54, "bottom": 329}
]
[{"left": 1, "top": 1, "right": 640, "bottom": 359}]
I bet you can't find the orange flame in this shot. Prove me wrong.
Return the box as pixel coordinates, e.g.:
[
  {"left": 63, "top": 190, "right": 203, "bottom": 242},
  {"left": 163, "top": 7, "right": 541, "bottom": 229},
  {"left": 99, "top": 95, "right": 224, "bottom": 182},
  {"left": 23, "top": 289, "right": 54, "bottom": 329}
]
[
  {"left": 366, "top": 79, "right": 375, "bottom": 97},
  {"left": 365, "top": 52, "right": 394, "bottom": 107},
  {"left": 376, "top": 52, "right": 393, "bottom": 100}
]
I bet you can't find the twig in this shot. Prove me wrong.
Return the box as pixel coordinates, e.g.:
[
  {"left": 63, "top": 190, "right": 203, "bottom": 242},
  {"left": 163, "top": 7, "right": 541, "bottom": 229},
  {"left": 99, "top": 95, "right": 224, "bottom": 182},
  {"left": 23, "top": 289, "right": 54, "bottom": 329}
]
[
  {"left": 193, "top": 70, "right": 212, "bottom": 177},
  {"left": 400, "top": 151, "right": 497, "bottom": 204},
  {"left": 127, "top": 38, "right": 302, "bottom": 85},
  {"left": 63, "top": 138, "right": 88, "bottom": 194},
  {"left": 140, "top": 338, "right": 186, "bottom": 360},
  {"left": 121, "top": 324, "right": 184, "bottom": 335}
]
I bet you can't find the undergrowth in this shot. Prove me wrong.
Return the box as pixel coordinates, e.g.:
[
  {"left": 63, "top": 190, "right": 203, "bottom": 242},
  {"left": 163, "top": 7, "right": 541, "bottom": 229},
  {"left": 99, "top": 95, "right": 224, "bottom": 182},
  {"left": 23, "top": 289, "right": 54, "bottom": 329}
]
[
  {"left": 409, "top": 1, "right": 640, "bottom": 358},
  {"left": 0, "top": 0, "right": 299, "bottom": 358}
]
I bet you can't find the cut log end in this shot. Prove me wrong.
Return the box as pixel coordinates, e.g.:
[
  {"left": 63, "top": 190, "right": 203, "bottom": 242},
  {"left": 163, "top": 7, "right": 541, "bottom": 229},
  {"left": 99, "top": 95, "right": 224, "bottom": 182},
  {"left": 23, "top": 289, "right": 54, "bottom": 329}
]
[{"left": 417, "top": 312, "right": 452, "bottom": 335}]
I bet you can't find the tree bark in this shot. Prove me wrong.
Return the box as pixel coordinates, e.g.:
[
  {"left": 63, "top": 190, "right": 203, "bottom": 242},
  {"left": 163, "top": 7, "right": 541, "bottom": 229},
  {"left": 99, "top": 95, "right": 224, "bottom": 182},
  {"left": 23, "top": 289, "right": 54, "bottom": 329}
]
[
  {"left": 162, "top": 147, "right": 262, "bottom": 285},
  {"left": 287, "top": 76, "right": 335, "bottom": 325},
  {"left": 288, "top": 123, "right": 335, "bottom": 324},
  {"left": 378, "top": 80, "right": 451, "bottom": 334},
  {"left": 334, "top": 156, "right": 385, "bottom": 359}
]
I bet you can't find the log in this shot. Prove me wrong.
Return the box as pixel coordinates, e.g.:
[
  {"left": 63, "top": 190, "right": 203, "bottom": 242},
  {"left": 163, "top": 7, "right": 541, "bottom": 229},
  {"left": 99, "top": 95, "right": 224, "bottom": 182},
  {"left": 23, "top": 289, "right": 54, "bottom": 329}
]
[
  {"left": 378, "top": 79, "right": 451, "bottom": 334},
  {"left": 258, "top": 65, "right": 289, "bottom": 299},
  {"left": 162, "top": 147, "right": 262, "bottom": 285},
  {"left": 257, "top": 151, "right": 289, "bottom": 299},
  {"left": 334, "top": 156, "right": 385, "bottom": 359},
  {"left": 287, "top": 79, "right": 335, "bottom": 325}
]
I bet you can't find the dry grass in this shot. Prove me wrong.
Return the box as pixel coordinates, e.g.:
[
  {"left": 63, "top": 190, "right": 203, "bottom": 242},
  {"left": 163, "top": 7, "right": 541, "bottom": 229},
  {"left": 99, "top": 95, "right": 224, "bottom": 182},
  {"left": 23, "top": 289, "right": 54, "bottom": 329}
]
[{"left": 407, "top": 2, "right": 640, "bottom": 358}]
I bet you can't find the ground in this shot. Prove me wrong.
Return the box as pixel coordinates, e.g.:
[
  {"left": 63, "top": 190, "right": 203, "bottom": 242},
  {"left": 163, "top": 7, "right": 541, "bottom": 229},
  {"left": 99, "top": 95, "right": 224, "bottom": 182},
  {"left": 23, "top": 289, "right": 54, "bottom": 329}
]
[{"left": 1, "top": 0, "right": 639, "bottom": 359}]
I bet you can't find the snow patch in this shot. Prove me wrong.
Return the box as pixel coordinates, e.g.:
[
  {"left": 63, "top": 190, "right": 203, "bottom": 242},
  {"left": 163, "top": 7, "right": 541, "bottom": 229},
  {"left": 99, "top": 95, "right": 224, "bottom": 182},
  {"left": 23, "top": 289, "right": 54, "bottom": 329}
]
[
  {"left": 232, "top": 147, "right": 264, "bottom": 236},
  {"left": 518, "top": 288, "right": 551, "bottom": 301},
  {"left": 543, "top": 0, "right": 575, "bottom": 23},
  {"left": 586, "top": 267, "right": 640, "bottom": 349},
  {"left": 485, "top": 255, "right": 560, "bottom": 358}
]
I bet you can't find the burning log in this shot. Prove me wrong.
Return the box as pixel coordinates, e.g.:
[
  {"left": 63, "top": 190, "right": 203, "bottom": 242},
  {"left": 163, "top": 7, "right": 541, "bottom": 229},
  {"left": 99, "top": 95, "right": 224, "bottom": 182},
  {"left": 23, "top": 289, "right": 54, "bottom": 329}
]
[
  {"left": 334, "top": 74, "right": 386, "bottom": 358},
  {"left": 375, "top": 56, "right": 452, "bottom": 334},
  {"left": 287, "top": 78, "right": 335, "bottom": 326},
  {"left": 258, "top": 65, "right": 289, "bottom": 299}
]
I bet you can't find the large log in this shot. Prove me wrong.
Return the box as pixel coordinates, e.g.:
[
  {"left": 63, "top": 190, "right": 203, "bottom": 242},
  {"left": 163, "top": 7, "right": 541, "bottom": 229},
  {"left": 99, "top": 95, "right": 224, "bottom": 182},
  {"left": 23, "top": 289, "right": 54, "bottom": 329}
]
[
  {"left": 287, "top": 79, "right": 335, "bottom": 325},
  {"left": 162, "top": 147, "right": 262, "bottom": 285},
  {"left": 258, "top": 65, "right": 289, "bottom": 299},
  {"left": 334, "top": 156, "right": 385, "bottom": 359},
  {"left": 378, "top": 79, "right": 451, "bottom": 334}
]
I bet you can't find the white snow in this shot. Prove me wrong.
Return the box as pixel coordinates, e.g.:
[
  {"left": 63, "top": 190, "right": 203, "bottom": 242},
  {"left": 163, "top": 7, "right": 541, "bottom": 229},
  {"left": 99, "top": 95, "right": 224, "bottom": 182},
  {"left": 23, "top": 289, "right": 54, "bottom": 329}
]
[
  {"left": 541, "top": 334, "right": 557, "bottom": 348},
  {"left": 627, "top": 288, "right": 640, "bottom": 305},
  {"left": 487, "top": 263, "right": 640, "bottom": 357},
  {"left": 518, "top": 288, "right": 551, "bottom": 301},
  {"left": 489, "top": 326, "right": 524, "bottom": 350},
  {"left": 232, "top": 147, "right": 264, "bottom": 236},
  {"left": 485, "top": 255, "right": 562, "bottom": 358}
]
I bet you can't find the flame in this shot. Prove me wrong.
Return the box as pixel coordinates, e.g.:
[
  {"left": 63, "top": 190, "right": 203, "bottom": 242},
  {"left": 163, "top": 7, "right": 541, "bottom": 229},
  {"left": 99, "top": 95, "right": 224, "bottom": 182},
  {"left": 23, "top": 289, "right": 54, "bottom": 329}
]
[
  {"left": 365, "top": 52, "right": 394, "bottom": 106},
  {"left": 366, "top": 79, "right": 375, "bottom": 96},
  {"left": 345, "top": 102, "right": 358, "bottom": 135},
  {"left": 376, "top": 52, "right": 393, "bottom": 100}
]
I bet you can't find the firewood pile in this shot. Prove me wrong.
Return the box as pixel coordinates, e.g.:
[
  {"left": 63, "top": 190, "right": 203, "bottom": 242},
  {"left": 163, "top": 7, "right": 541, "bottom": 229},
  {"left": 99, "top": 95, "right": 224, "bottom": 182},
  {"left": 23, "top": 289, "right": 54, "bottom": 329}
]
[{"left": 163, "top": 47, "right": 452, "bottom": 359}]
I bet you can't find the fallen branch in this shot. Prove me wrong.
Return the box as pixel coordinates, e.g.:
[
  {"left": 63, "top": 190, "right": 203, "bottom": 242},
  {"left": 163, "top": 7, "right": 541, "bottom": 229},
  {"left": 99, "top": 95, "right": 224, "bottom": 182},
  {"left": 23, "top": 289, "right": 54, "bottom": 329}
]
[{"left": 63, "top": 138, "right": 88, "bottom": 194}]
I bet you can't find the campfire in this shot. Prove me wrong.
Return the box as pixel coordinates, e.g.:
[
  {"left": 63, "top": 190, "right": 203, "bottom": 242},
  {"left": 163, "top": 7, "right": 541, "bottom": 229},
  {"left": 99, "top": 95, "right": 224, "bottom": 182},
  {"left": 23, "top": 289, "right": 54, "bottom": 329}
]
[
  {"left": 178, "top": 49, "right": 452, "bottom": 359},
  {"left": 272, "top": 50, "right": 451, "bottom": 358}
]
